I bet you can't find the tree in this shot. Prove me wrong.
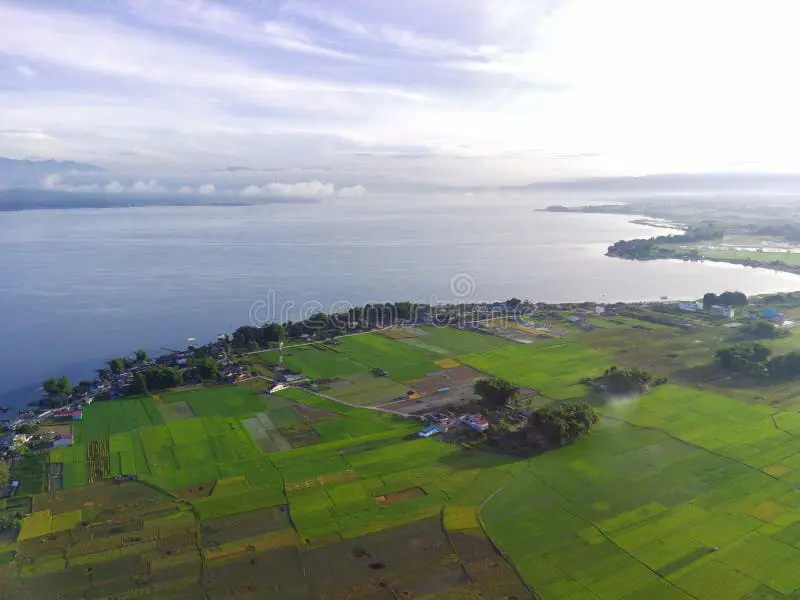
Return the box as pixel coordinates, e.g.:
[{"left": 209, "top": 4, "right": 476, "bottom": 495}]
[
  {"left": 132, "top": 373, "right": 149, "bottom": 396},
  {"left": 474, "top": 377, "right": 520, "bottom": 408},
  {"left": 72, "top": 380, "right": 93, "bottom": 396},
  {"left": 703, "top": 292, "right": 718, "bottom": 310},
  {"left": 96, "top": 367, "right": 111, "bottom": 380},
  {"left": 742, "top": 320, "right": 781, "bottom": 339},
  {"left": 129, "top": 366, "right": 183, "bottom": 394},
  {"left": 765, "top": 351, "right": 800, "bottom": 380},
  {"left": 246, "top": 340, "right": 259, "bottom": 352},
  {"left": 0, "top": 462, "right": 8, "bottom": 489},
  {"left": 194, "top": 354, "right": 219, "bottom": 381},
  {"left": 108, "top": 358, "right": 126, "bottom": 374},
  {"left": 135, "top": 348, "right": 148, "bottom": 362},
  {"left": 528, "top": 402, "right": 599, "bottom": 447},
  {"left": 718, "top": 291, "right": 748, "bottom": 307},
  {"left": 715, "top": 343, "right": 772, "bottom": 376},
  {"left": 602, "top": 366, "right": 655, "bottom": 393},
  {"left": 232, "top": 324, "right": 286, "bottom": 348},
  {"left": 42, "top": 376, "right": 71, "bottom": 398},
  {"left": 17, "top": 423, "right": 38, "bottom": 435},
  {"left": 703, "top": 290, "right": 747, "bottom": 309}
]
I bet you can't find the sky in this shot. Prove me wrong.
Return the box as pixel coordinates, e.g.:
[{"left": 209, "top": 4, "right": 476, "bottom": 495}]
[{"left": 1, "top": 0, "right": 800, "bottom": 195}]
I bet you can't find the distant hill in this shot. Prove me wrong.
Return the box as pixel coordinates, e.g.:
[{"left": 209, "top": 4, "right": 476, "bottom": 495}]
[
  {"left": 0, "top": 157, "right": 105, "bottom": 188},
  {"left": 0, "top": 188, "right": 317, "bottom": 212},
  {"left": 525, "top": 172, "right": 800, "bottom": 193}
]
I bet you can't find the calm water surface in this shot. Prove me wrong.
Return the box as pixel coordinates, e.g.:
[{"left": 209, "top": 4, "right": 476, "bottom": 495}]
[{"left": 2, "top": 196, "right": 799, "bottom": 406}]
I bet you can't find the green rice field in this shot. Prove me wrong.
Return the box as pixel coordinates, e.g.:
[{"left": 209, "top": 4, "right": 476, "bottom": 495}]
[{"left": 13, "top": 319, "right": 800, "bottom": 598}]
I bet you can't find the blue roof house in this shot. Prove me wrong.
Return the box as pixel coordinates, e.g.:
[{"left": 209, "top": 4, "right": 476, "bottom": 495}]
[{"left": 418, "top": 425, "right": 441, "bottom": 438}]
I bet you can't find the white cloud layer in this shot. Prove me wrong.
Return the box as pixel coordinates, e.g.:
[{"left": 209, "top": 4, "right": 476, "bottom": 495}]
[
  {"left": 104, "top": 180, "right": 125, "bottom": 193},
  {"left": 131, "top": 179, "right": 166, "bottom": 193},
  {"left": 241, "top": 181, "right": 366, "bottom": 198},
  {"left": 3, "top": 0, "right": 800, "bottom": 187}
]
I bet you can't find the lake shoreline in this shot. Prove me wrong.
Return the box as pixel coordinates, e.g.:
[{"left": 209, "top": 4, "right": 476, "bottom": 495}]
[
  {"left": 4, "top": 203, "right": 800, "bottom": 409},
  {"left": 543, "top": 204, "right": 800, "bottom": 278}
]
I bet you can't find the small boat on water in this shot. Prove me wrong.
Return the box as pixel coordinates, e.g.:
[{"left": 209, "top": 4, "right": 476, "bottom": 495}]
[{"left": 0, "top": 406, "right": 8, "bottom": 413}]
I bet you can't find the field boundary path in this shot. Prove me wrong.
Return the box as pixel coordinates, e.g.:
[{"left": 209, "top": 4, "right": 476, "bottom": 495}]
[
  {"left": 252, "top": 375, "right": 424, "bottom": 420},
  {"left": 242, "top": 325, "right": 394, "bottom": 356},
  {"left": 477, "top": 464, "right": 541, "bottom": 600}
]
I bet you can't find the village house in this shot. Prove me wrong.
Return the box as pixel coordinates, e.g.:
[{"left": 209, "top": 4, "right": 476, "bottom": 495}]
[
  {"left": 461, "top": 414, "right": 489, "bottom": 432},
  {"left": 278, "top": 373, "right": 307, "bottom": 383},
  {"left": 677, "top": 301, "right": 702, "bottom": 312},
  {"left": 710, "top": 305, "right": 735, "bottom": 319},
  {"left": 53, "top": 408, "right": 83, "bottom": 421}
]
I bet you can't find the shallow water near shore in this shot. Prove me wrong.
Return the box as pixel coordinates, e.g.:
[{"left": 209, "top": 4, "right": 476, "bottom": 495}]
[{"left": 2, "top": 196, "right": 799, "bottom": 407}]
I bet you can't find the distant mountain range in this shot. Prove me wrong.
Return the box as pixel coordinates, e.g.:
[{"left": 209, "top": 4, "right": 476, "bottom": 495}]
[
  {"left": 524, "top": 172, "right": 800, "bottom": 193},
  {"left": 0, "top": 157, "right": 104, "bottom": 187},
  {"left": 0, "top": 188, "right": 317, "bottom": 212}
]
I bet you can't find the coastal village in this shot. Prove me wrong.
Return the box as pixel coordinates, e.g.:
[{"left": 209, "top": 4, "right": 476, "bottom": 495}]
[
  {"left": 3, "top": 292, "right": 794, "bottom": 498},
  {"left": 6, "top": 290, "right": 800, "bottom": 599}
]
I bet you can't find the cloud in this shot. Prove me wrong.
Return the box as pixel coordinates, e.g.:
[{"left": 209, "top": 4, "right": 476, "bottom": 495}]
[
  {"left": 41, "top": 173, "right": 61, "bottom": 189},
  {"left": 241, "top": 180, "right": 336, "bottom": 198},
  {"left": 104, "top": 180, "right": 125, "bottom": 193},
  {"left": 338, "top": 184, "right": 366, "bottom": 197},
  {"left": 261, "top": 21, "right": 361, "bottom": 61},
  {"left": 241, "top": 181, "right": 366, "bottom": 198},
  {"left": 129, "top": 0, "right": 360, "bottom": 61},
  {"left": 14, "top": 64, "right": 36, "bottom": 77},
  {"left": 41, "top": 173, "right": 100, "bottom": 192},
  {"left": 177, "top": 183, "right": 217, "bottom": 194},
  {"left": 283, "top": 3, "right": 492, "bottom": 58},
  {"left": 131, "top": 179, "right": 165, "bottom": 193},
  {"left": 5, "top": 0, "right": 800, "bottom": 185}
]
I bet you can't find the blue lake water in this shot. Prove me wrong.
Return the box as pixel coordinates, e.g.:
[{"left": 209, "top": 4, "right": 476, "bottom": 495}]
[{"left": 2, "top": 195, "right": 799, "bottom": 408}]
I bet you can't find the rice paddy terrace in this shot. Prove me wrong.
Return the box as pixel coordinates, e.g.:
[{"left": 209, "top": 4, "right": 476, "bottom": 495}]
[{"left": 7, "top": 315, "right": 800, "bottom": 599}]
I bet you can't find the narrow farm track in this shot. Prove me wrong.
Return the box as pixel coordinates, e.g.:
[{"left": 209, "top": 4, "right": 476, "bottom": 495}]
[{"left": 251, "top": 375, "right": 424, "bottom": 420}]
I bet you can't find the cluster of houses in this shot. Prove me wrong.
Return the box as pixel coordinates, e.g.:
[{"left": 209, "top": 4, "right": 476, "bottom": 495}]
[
  {"left": 676, "top": 301, "right": 787, "bottom": 322},
  {"left": 1, "top": 406, "right": 84, "bottom": 455},
  {"left": 417, "top": 410, "right": 490, "bottom": 438},
  {"left": 676, "top": 301, "right": 736, "bottom": 318}
]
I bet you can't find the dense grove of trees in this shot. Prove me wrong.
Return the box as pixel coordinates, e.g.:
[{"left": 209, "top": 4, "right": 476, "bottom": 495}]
[
  {"left": 191, "top": 352, "right": 219, "bottom": 381},
  {"left": 583, "top": 366, "right": 665, "bottom": 394},
  {"left": 714, "top": 343, "right": 800, "bottom": 380},
  {"left": 528, "top": 402, "right": 599, "bottom": 447},
  {"left": 474, "top": 378, "right": 520, "bottom": 408},
  {"left": 716, "top": 343, "right": 772, "bottom": 376},
  {"left": 607, "top": 226, "right": 724, "bottom": 260},
  {"left": 129, "top": 366, "right": 184, "bottom": 395},
  {"left": 233, "top": 303, "right": 428, "bottom": 349},
  {"left": 702, "top": 291, "right": 748, "bottom": 309},
  {"left": 232, "top": 324, "right": 285, "bottom": 349},
  {"left": 603, "top": 366, "right": 654, "bottom": 393},
  {"left": 751, "top": 224, "right": 800, "bottom": 243},
  {"left": 765, "top": 352, "right": 800, "bottom": 380}
]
